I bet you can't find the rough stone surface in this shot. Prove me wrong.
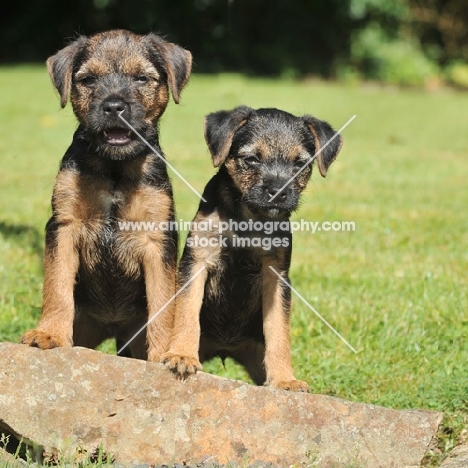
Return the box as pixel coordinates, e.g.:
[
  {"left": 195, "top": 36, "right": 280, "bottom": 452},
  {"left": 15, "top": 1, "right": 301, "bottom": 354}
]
[
  {"left": 0, "top": 342, "right": 442, "bottom": 467},
  {"left": 440, "top": 445, "right": 468, "bottom": 468}
]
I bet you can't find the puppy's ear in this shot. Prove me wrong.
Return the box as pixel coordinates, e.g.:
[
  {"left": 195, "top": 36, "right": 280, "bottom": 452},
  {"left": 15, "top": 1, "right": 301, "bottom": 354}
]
[
  {"left": 143, "top": 34, "right": 192, "bottom": 104},
  {"left": 303, "top": 116, "right": 343, "bottom": 177},
  {"left": 204, "top": 106, "right": 253, "bottom": 167},
  {"left": 46, "top": 36, "right": 87, "bottom": 108}
]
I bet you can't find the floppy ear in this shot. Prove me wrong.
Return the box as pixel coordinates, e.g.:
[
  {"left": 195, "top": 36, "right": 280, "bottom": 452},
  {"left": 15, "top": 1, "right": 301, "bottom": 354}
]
[
  {"left": 204, "top": 106, "right": 253, "bottom": 167},
  {"left": 143, "top": 34, "right": 192, "bottom": 104},
  {"left": 303, "top": 116, "right": 343, "bottom": 177},
  {"left": 46, "top": 36, "right": 88, "bottom": 108}
]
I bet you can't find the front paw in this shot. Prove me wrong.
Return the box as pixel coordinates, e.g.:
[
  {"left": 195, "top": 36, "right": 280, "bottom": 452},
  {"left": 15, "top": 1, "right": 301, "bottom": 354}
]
[
  {"left": 267, "top": 378, "right": 311, "bottom": 393},
  {"left": 20, "top": 330, "right": 70, "bottom": 349},
  {"left": 160, "top": 351, "right": 203, "bottom": 379}
]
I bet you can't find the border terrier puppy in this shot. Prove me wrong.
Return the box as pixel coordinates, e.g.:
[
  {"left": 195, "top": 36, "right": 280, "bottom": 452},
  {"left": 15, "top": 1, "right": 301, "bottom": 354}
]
[
  {"left": 162, "top": 106, "right": 343, "bottom": 391},
  {"left": 21, "top": 30, "right": 192, "bottom": 361}
]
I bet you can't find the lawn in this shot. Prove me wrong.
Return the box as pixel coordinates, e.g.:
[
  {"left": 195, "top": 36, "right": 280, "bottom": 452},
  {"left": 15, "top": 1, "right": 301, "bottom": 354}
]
[{"left": 0, "top": 66, "right": 467, "bottom": 464}]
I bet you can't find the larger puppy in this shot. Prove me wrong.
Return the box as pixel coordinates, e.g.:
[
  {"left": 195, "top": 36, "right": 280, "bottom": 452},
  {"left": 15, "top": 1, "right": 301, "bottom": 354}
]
[
  {"left": 21, "top": 30, "right": 192, "bottom": 361},
  {"left": 162, "top": 106, "right": 342, "bottom": 391}
]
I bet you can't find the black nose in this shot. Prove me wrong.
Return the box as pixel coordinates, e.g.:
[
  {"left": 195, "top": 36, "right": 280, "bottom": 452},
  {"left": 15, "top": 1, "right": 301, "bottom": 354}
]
[
  {"left": 266, "top": 185, "right": 288, "bottom": 201},
  {"left": 102, "top": 100, "right": 126, "bottom": 116}
]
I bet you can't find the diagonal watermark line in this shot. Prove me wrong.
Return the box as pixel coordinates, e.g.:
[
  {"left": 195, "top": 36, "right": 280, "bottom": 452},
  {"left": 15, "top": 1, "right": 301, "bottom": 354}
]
[
  {"left": 269, "top": 266, "right": 357, "bottom": 353},
  {"left": 117, "top": 265, "right": 207, "bottom": 355},
  {"left": 270, "top": 114, "right": 357, "bottom": 202},
  {"left": 118, "top": 113, "right": 207, "bottom": 202}
]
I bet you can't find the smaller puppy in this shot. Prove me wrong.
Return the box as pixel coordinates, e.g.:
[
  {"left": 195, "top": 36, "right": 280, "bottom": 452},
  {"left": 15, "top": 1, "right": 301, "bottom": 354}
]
[{"left": 162, "top": 106, "right": 343, "bottom": 391}]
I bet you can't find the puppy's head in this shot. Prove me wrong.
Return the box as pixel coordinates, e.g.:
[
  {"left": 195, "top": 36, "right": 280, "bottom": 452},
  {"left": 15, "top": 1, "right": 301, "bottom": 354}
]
[
  {"left": 47, "top": 30, "right": 192, "bottom": 160},
  {"left": 204, "top": 107, "right": 343, "bottom": 218}
]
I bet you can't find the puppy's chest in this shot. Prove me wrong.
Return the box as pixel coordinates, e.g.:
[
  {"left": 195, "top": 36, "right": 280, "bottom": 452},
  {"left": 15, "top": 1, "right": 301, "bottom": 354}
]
[
  {"left": 76, "top": 188, "right": 133, "bottom": 264},
  {"left": 79, "top": 185, "right": 127, "bottom": 223},
  {"left": 88, "top": 190, "right": 123, "bottom": 241},
  {"left": 205, "top": 253, "right": 263, "bottom": 307},
  {"left": 62, "top": 178, "right": 169, "bottom": 257},
  {"left": 70, "top": 181, "right": 166, "bottom": 232}
]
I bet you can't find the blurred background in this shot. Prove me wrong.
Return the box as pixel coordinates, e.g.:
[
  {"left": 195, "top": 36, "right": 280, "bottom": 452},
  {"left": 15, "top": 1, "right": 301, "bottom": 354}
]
[{"left": 1, "top": 0, "right": 468, "bottom": 88}]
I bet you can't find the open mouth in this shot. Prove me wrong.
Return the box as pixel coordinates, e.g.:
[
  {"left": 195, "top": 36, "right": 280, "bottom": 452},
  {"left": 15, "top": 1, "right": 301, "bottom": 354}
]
[
  {"left": 102, "top": 128, "right": 132, "bottom": 146},
  {"left": 247, "top": 201, "right": 291, "bottom": 218}
]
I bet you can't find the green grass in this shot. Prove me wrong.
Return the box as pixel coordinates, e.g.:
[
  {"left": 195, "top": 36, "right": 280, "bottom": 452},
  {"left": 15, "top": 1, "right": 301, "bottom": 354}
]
[{"left": 1, "top": 67, "right": 467, "bottom": 465}]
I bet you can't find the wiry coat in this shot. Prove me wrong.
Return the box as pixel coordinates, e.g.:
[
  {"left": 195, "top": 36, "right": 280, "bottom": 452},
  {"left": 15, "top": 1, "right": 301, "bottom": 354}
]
[
  {"left": 163, "top": 107, "right": 343, "bottom": 391},
  {"left": 21, "top": 30, "right": 192, "bottom": 360}
]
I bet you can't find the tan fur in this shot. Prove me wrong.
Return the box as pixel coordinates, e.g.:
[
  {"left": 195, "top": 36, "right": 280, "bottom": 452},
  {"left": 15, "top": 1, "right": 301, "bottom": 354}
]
[
  {"left": 21, "top": 30, "right": 192, "bottom": 359},
  {"left": 144, "top": 242, "right": 176, "bottom": 361},
  {"left": 161, "top": 265, "right": 208, "bottom": 376},
  {"left": 21, "top": 222, "right": 80, "bottom": 349},
  {"left": 261, "top": 262, "right": 309, "bottom": 391},
  {"left": 162, "top": 107, "right": 334, "bottom": 392},
  {"left": 161, "top": 209, "right": 222, "bottom": 374}
]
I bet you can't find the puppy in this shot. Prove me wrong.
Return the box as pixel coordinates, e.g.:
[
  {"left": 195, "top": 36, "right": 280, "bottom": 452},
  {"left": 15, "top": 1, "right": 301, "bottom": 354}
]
[
  {"left": 162, "top": 106, "right": 342, "bottom": 391},
  {"left": 21, "top": 30, "right": 192, "bottom": 361}
]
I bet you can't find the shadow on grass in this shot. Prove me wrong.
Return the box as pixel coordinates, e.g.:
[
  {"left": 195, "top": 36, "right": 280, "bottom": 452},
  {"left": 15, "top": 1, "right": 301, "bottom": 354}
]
[{"left": 0, "top": 221, "right": 43, "bottom": 260}]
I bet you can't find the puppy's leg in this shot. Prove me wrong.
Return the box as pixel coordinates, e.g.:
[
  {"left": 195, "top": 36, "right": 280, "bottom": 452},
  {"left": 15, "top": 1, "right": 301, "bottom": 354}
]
[
  {"left": 127, "top": 330, "right": 148, "bottom": 360},
  {"left": 21, "top": 221, "right": 79, "bottom": 349},
  {"left": 143, "top": 240, "right": 177, "bottom": 362},
  {"left": 162, "top": 213, "right": 223, "bottom": 378},
  {"left": 73, "top": 311, "right": 109, "bottom": 349},
  {"left": 116, "top": 316, "right": 150, "bottom": 360},
  {"left": 262, "top": 264, "right": 310, "bottom": 392},
  {"left": 119, "top": 188, "right": 178, "bottom": 362},
  {"left": 230, "top": 340, "right": 266, "bottom": 386},
  {"left": 117, "top": 245, "right": 175, "bottom": 362},
  {"left": 161, "top": 259, "right": 208, "bottom": 378}
]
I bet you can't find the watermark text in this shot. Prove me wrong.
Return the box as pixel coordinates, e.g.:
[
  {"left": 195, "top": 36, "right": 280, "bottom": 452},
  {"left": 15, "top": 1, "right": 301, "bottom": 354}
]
[{"left": 117, "top": 219, "right": 356, "bottom": 235}]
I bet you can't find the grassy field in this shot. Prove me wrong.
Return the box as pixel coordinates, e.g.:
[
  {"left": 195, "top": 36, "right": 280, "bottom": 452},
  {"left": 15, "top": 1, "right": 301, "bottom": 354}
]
[{"left": 0, "top": 66, "right": 467, "bottom": 465}]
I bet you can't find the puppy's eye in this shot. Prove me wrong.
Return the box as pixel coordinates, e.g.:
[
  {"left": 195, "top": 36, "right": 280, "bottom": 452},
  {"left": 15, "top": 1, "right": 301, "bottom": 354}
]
[
  {"left": 134, "top": 75, "right": 150, "bottom": 84},
  {"left": 294, "top": 159, "right": 309, "bottom": 170},
  {"left": 243, "top": 155, "right": 260, "bottom": 166},
  {"left": 78, "top": 75, "right": 97, "bottom": 87}
]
